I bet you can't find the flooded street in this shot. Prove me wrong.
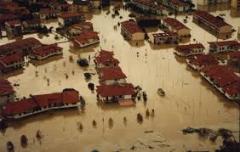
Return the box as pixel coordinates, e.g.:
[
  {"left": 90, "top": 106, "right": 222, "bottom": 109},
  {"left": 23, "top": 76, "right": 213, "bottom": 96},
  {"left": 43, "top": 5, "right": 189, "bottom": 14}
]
[{"left": 0, "top": 1, "right": 240, "bottom": 152}]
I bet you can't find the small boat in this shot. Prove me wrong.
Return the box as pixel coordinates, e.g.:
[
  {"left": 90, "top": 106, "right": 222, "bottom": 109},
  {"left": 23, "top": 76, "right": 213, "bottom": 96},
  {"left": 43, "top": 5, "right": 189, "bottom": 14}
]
[{"left": 157, "top": 88, "right": 165, "bottom": 96}]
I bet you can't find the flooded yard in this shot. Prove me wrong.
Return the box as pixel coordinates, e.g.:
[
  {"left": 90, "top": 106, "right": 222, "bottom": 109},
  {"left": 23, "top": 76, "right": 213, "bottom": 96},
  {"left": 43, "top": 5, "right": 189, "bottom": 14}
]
[{"left": 0, "top": 1, "right": 239, "bottom": 152}]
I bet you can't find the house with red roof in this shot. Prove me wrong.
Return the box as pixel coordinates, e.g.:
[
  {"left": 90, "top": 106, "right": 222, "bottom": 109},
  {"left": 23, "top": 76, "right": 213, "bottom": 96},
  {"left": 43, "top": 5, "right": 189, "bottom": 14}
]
[
  {"left": 0, "top": 37, "right": 42, "bottom": 56},
  {"left": 29, "top": 44, "right": 63, "bottom": 60},
  {"left": 94, "top": 50, "right": 119, "bottom": 68},
  {"left": 163, "top": 17, "right": 190, "bottom": 38},
  {"left": 96, "top": 83, "right": 135, "bottom": 104},
  {"left": 208, "top": 40, "right": 240, "bottom": 53},
  {"left": 148, "top": 31, "right": 178, "bottom": 45},
  {"left": 175, "top": 43, "right": 205, "bottom": 56},
  {"left": 0, "top": 78, "right": 15, "bottom": 107},
  {"left": 71, "top": 31, "right": 99, "bottom": 48},
  {"left": 98, "top": 66, "right": 127, "bottom": 85},
  {"left": 1, "top": 88, "right": 81, "bottom": 119},
  {"left": 200, "top": 65, "right": 240, "bottom": 100},
  {"left": 67, "top": 22, "right": 93, "bottom": 37},
  {"left": 58, "top": 12, "right": 84, "bottom": 27},
  {"left": 0, "top": 52, "right": 24, "bottom": 73},
  {"left": 193, "top": 10, "right": 233, "bottom": 39},
  {"left": 186, "top": 54, "right": 219, "bottom": 70},
  {"left": 5, "top": 20, "right": 23, "bottom": 38},
  {"left": 121, "top": 20, "right": 145, "bottom": 41}
]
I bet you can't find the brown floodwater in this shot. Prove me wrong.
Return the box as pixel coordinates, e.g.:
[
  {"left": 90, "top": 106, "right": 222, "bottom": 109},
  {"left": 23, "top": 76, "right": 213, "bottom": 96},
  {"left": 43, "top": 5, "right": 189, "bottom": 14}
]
[{"left": 0, "top": 1, "right": 240, "bottom": 152}]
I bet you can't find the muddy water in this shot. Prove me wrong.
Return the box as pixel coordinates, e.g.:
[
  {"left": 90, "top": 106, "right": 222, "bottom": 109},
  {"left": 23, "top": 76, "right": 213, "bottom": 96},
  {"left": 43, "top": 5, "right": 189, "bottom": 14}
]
[{"left": 0, "top": 2, "right": 240, "bottom": 152}]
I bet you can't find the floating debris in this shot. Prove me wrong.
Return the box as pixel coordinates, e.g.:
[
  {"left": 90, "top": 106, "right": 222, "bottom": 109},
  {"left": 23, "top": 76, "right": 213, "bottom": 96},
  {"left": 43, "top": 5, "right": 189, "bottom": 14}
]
[
  {"left": 145, "top": 109, "right": 150, "bottom": 118},
  {"left": 108, "top": 118, "right": 113, "bottom": 128}
]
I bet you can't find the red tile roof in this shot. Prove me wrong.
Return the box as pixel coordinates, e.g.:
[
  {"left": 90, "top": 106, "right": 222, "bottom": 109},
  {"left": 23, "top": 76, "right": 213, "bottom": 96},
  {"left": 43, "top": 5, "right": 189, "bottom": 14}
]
[
  {"left": 193, "top": 10, "right": 231, "bottom": 29},
  {"left": 2, "top": 98, "right": 37, "bottom": 116},
  {"left": 202, "top": 65, "right": 239, "bottom": 87},
  {"left": 152, "top": 31, "right": 178, "bottom": 38},
  {"left": 0, "top": 37, "right": 42, "bottom": 55},
  {"left": 163, "top": 17, "right": 189, "bottom": 30},
  {"left": 95, "top": 54, "right": 119, "bottom": 66},
  {"left": 99, "top": 66, "right": 127, "bottom": 81},
  {"left": 0, "top": 78, "right": 14, "bottom": 96},
  {"left": 121, "top": 20, "right": 143, "bottom": 34},
  {"left": 97, "top": 84, "right": 135, "bottom": 97},
  {"left": 31, "top": 44, "right": 62, "bottom": 58},
  {"left": 188, "top": 54, "right": 218, "bottom": 67},
  {"left": 0, "top": 14, "right": 18, "bottom": 25},
  {"left": 70, "top": 22, "right": 93, "bottom": 31},
  {"left": 73, "top": 31, "right": 99, "bottom": 46},
  {"left": 97, "top": 50, "right": 114, "bottom": 58},
  {"left": 0, "top": 52, "right": 24, "bottom": 66},
  {"left": 1, "top": 89, "right": 80, "bottom": 117},
  {"left": 222, "top": 81, "right": 240, "bottom": 96}
]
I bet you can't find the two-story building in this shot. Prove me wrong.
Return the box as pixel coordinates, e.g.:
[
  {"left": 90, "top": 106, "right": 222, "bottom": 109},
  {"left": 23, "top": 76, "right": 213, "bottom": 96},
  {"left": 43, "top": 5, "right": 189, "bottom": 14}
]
[
  {"left": 58, "top": 12, "right": 84, "bottom": 27},
  {"left": 193, "top": 10, "right": 233, "bottom": 39},
  {"left": 175, "top": 43, "right": 205, "bottom": 56},
  {"left": 163, "top": 17, "right": 191, "bottom": 38},
  {"left": 208, "top": 40, "right": 240, "bottom": 53}
]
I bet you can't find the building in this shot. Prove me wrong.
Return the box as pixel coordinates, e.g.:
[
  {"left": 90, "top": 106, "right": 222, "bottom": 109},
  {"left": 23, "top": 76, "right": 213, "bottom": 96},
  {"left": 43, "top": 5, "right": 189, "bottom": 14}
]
[
  {"left": 29, "top": 44, "right": 63, "bottom": 60},
  {"left": 96, "top": 83, "right": 135, "bottom": 104},
  {"left": 227, "top": 51, "right": 240, "bottom": 69},
  {"left": 131, "top": 0, "right": 167, "bottom": 15},
  {"left": 163, "top": 17, "right": 191, "bottom": 38},
  {"left": 71, "top": 31, "right": 99, "bottom": 48},
  {"left": 148, "top": 31, "right": 178, "bottom": 45},
  {"left": 121, "top": 20, "right": 145, "bottom": 41},
  {"left": 231, "top": 0, "right": 240, "bottom": 10},
  {"left": 39, "top": 8, "right": 58, "bottom": 20},
  {"left": 67, "top": 22, "right": 93, "bottom": 37},
  {"left": 200, "top": 65, "right": 240, "bottom": 100},
  {"left": 98, "top": 67, "right": 127, "bottom": 85},
  {"left": 186, "top": 54, "right": 218, "bottom": 70},
  {"left": 161, "top": 0, "right": 193, "bottom": 12},
  {"left": 193, "top": 10, "right": 233, "bottom": 39},
  {"left": 208, "top": 40, "right": 240, "bottom": 53},
  {"left": 1, "top": 88, "right": 81, "bottom": 119},
  {"left": 0, "top": 79, "right": 15, "bottom": 107},
  {"left": 197, "top": 0, "right": 229, "bottom": 5},
  {"left": 0, "top": 37, "right": 42, "bottom": 56},
  {"left": 0, "top": 53, "right": 24, "bottom": 73},
  {"left": 175, "top": 43, "right": 205, "bottom": 56},
  {"left": 94, "top": 50, "right": 119, "bottom": 68},
  {"left": 58, "top": 12, "right": 84, "bottom": 27},
  {"left": 5, "top": 20, "right": 23, "bottom": 38}
]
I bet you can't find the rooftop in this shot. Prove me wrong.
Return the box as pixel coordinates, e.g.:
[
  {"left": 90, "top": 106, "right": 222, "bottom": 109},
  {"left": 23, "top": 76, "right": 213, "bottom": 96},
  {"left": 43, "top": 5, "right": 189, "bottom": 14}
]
[
  {"left": 163, "top": 17, "right": 189, "bottom": 30},
  {"left": 99, "top": 66, "right": 127, "bottom": 81},
  {"left": 0, "top": 78, "right": 14, "bottom": 96},
  {"left": 194, "top": 10, "right": 231, "bottom": 29},
  {"left": 121, "top": 20, "right": 143, "bottom": 34},
  {"left": 97, "top": 83, "right": 135, "bottom": 97}
]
